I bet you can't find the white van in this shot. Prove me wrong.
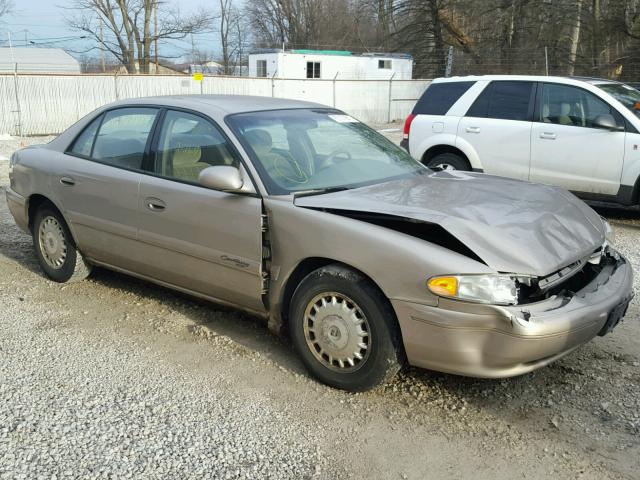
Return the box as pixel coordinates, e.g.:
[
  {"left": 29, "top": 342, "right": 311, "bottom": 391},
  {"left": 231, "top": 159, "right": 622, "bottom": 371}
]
[{"left": 402, "top": 75, "right": 640, "bottom": 205}]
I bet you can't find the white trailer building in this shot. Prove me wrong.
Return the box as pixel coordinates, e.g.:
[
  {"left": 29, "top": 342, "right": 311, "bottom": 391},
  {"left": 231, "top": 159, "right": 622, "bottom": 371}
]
[{"left": 248, "top": 49, "right": 413, "bottom": 80}]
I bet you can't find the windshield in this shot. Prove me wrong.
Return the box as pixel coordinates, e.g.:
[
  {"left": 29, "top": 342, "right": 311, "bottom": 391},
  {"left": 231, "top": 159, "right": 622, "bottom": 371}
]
[
  {"left": 226, "top": 108, "right": 426, "bottom": 195},
  {"left": 598, "top": 83, "right": 640, "bottom": 119}
]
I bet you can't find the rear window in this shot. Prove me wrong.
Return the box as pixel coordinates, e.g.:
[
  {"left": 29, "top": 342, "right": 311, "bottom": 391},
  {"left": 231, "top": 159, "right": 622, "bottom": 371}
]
[{"left": 413, "top": 81, "right": 475, "bottom": 115}]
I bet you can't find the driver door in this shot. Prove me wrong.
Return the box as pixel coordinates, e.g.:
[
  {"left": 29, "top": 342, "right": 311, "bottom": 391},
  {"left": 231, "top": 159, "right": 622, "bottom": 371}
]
[{"left": 135, "top": 109, "right": 265, "bottom": 312}]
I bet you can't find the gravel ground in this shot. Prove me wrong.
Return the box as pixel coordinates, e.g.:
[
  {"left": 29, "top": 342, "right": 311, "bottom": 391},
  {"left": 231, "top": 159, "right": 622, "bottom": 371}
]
[{"left": 0, "top": 133, "right": 639, "bottom": 479}]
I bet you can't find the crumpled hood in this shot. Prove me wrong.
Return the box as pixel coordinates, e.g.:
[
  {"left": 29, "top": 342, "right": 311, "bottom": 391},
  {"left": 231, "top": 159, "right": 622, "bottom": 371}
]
[{"left": 294, "top": 171, "right": 605, "bottom": 277}]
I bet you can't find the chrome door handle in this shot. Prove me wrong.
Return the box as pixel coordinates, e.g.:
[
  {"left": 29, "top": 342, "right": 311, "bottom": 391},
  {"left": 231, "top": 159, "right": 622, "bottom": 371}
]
[
  {"left": 145, "top": 197, "right": 166, "bottom": 211},
  {"left": 465, "top": 126, "right": 481, "bottom": 133},
  {"left": 539, "top": 132, "right": 557, "bottom": 140},
  {"left": 60, "top": 176, "right": 75, "bottom": 186}
]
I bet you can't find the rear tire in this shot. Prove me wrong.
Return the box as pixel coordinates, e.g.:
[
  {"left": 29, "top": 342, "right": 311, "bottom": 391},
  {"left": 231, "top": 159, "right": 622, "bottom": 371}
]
[
  {"left": 425, "top": 152, "right": 470, "bottom": 171},
  {"left": 289, "top": 264, "right": 403, "bottom": 391},
  {"left": 33, "top": 205, "right": 92, "bottom": 283}
]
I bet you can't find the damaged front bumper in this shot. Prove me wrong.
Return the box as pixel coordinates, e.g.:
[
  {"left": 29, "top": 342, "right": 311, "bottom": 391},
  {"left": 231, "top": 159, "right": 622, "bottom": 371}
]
[{"left": 392, "top": 251, "right": 633, "bottom": 378}]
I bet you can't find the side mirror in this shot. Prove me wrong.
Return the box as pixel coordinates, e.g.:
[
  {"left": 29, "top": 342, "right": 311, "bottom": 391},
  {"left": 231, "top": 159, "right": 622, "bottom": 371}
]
[
  {"left": 593, "top": 114, "right": 624, "bottom": 131},
  {"left": 199, "top": 166, "right": 244, "bottom": 191}
]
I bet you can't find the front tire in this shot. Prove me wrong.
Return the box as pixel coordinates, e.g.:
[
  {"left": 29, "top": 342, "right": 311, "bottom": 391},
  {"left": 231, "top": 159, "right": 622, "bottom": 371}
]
[
  {"left": 289, "top": 264, "right": 403, "bottom": 391},
  {"left": 33, "top": 205, "right": 92, "bottom": 283}
]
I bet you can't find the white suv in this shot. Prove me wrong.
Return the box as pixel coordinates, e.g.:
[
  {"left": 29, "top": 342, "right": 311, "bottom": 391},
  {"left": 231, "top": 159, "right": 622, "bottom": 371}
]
[{"left": 402, "top": 75, "right": 640, "bottom": 205}]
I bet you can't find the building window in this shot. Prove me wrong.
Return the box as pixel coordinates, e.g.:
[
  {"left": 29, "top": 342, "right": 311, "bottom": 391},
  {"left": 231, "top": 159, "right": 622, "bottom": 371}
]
[
  {"left": 378, "top": 59, "right": 392, "bottom": 69},
  {"left": 306, "top": 62, "right": 321, "bottom": 79},
  {"left": 256, "top": 60, "right": 267, "bottom": 77}
]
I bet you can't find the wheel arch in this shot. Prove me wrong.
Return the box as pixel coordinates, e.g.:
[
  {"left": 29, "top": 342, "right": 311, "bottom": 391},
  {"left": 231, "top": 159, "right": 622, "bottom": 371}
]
[
  {"left": 274, "top": 257, "right": 401, "bottom": 343},
  {"left": 27, "top": 194, "right": 79, "bottom": 245},
  {"left": 422, "top": 145, "right": 472, "bottom": 169}
]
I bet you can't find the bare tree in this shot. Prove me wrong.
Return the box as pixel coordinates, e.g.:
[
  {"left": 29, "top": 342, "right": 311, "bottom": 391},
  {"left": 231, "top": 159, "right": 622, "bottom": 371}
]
[
  {"left": 218, "top": 0, "right": 248, "bottom": 74},
  {"left": 0, "top": 0, "right": 12, "bottom": 17},
  {"left": 66, "top": 0, "right": 215, "bottom": 74}
]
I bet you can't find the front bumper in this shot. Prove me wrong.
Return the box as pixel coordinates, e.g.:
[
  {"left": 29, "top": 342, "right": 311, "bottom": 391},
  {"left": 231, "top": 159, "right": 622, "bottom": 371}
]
[
  {"left": 392, "top": 253, "right": 633, "bottom": 378},
  {"left": 5, "top": 187, "right": 30, "bottom": 233}
]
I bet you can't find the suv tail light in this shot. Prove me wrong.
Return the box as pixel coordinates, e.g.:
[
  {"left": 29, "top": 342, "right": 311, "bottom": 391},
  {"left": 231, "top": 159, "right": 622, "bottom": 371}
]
[{"left": 403, "top": 113, "right": 416, "bottom": 140}]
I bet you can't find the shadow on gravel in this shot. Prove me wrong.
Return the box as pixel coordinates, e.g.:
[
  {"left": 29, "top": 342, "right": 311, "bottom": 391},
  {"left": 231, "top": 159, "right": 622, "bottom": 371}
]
[{"left": 86, "top": 266, "right": 309, "bottom": 376}]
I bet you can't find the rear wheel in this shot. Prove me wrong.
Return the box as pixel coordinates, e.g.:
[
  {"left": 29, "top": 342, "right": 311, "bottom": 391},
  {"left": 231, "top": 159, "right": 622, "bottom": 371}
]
[
  {"left": 425, "top": 152, "right": 470, "bottom": 171},
  {"left": 33, "top": 205, "right": 92, "bottom": 283},
  {"left": 289, "top": 264, "right": 403, "bottom": 391}
]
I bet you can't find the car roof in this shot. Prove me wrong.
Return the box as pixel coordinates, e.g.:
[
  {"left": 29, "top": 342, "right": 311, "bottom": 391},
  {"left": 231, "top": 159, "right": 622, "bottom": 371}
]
[
  {"left": 430, "top": 74, "right": 624, "bottom": 87},
  {"left": 108, "top": 95, "right": 329, "bottom": 117}
]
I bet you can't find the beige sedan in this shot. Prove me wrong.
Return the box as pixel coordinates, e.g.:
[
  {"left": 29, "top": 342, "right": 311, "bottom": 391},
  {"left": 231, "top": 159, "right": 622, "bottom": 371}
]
[{"left": 6, "top": 96, "right": 633, "bottom": 391}]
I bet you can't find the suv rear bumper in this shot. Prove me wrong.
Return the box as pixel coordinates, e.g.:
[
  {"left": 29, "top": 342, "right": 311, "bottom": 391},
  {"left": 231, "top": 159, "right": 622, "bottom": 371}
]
[{"left": 392, "top": 252, "right": 633, "bottom": 378}]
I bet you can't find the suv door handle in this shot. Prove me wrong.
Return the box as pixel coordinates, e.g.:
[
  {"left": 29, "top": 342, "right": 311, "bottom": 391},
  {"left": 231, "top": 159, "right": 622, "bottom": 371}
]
[
  {"left": 539, "top": 132, "right": 557, "bottom": 140},
  {"left": 465, "top": 126, "right": 481, "bottom": 133},
  {"left": 145, "top": 197, "right": 166, "bottom": 211},
  {"left": 60, "top": 176, "right": 75, "bottom": 186}
]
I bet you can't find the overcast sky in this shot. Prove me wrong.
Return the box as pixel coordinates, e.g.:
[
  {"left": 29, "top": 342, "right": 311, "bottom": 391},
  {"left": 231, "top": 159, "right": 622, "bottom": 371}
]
[{"left": 1, "top": 0, "right": 221, "bottom": 62}]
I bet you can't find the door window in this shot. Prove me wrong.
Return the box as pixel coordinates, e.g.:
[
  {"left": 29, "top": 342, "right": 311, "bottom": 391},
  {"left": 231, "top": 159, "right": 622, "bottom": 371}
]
[
  {"left": 154, "top": 110, "right": 240, "bottom": 184},
  {"left": 540, "top": 83, "right": 623, "bottom": 129},
  {"left": 467, "top": 81, "right": 534, "bottom": 121},
  {"left": 92, "top": 108, "right": 158, "bottom": 169}
]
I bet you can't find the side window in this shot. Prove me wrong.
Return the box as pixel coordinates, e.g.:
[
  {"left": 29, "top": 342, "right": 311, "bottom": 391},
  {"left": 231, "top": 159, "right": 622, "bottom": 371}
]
[
  {"left": 92, "top": 108, "right": 158, "bottom": 169},
  {"left": 69, "top": 115, "right": 102, "bottom": 157},
  {"left": 306, "top": 62, "right": 320, "bottom": 79},
  {"left": 467, "top": 81, "right": 534, "bottom": 121},
  {"left": 155, "top": 110, "right": 240, "bottom": 184},
  {"left": 413, "top": 81, "right": 475, "bottom": 115},
  {"left": 540, "top": 83, "right": 622, "bottom": 129}
]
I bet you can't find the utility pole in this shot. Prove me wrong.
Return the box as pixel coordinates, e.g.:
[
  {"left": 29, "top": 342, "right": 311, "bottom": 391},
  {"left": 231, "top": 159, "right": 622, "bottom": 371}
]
[
  {"left": 100, "top": 19, "right": 105, "bottom": 72},
  {"left": 191, "top": 33, "right": 195, "bottom": 62},
  {"left": 154, "top": 0, "right": 159, "bottom": 74}
]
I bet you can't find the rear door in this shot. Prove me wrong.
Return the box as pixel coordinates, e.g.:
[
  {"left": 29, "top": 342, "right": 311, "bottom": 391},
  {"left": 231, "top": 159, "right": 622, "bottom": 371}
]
[
  {"left": 135, "top": 109, "right": 264, "bottom": 312},
  {"left": 52, "top": 107, "right": 159, "bottom": 265},
  {"left": 529, "top": 82, "right": 625, "bottom": 195},
  {"left": 456, "top": 81, "right": 535, "bottom": 180}
]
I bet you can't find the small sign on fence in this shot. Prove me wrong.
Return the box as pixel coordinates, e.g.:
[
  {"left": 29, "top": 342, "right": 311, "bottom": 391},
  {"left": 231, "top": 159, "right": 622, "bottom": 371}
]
[{"left": 193, "top": 73, "right": 204, "bottom": 82}]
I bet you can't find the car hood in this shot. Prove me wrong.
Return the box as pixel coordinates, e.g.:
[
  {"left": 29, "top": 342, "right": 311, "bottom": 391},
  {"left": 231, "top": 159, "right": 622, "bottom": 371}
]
[{"left": 294, "top": 171, "right": 605, "bottom": 276}]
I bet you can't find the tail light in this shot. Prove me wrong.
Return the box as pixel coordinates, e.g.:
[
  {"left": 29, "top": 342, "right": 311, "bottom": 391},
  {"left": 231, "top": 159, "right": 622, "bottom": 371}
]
[{"left": 403, "top": 113, "right": 416, "bottom": 140}]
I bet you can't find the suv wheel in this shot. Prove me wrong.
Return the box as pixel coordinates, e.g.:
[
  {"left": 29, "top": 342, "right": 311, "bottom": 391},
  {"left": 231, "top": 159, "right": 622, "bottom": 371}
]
[
  {"left": 425, "top": 152, "right": 470, "bottom": 171},
  {"left": 33, "top": 205, "right": 92, "bottom": 283},
  {"left": 289, "top": 264, "right": 403, "bottom": 391}
]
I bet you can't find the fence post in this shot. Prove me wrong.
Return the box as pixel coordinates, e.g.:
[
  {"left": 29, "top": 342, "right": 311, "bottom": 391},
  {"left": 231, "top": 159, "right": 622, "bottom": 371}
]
[
  {"left": 271, "top": 70, "right": 278, "bottom": 98},
  {"left": 12, "top": 62, "right": 23, "bottom": 137},
  {"left": 75, "top": 76, "right": 81, "bottom": 120},
  {"left": 387, "top": 72, "right": 396, "bottom": 123},
  {"left": 445, "top": 46, "right": 454, "bottom": 77},
  {"left": 114, "top": 72, "right": 119, "bottom": 100},
  {"left": 332, "top": 71, "right": 339, "bottom": 107}
]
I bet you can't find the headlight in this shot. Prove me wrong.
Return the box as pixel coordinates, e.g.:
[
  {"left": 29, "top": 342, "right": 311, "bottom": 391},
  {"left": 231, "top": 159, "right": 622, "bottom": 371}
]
[
  {"left": 602, "top": 218, "right": 615, "bottom": 246},
  {"left": 427, "top": 274, "right": 530, "bottom": 305}
]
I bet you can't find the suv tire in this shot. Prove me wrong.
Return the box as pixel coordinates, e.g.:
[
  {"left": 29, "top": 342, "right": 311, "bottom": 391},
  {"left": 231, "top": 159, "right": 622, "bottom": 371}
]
[{"left": 425, "top": 152, "right": 470, "bottom": 171}]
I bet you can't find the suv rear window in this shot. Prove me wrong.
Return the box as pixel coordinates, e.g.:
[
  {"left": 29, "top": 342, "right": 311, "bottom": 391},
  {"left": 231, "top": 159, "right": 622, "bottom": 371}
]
[
  {"left": 413, "top": 81, "right": 475, "bottom": 115},
  {"left": 466, "top": 81, "right": 535, "bottom": 121}
]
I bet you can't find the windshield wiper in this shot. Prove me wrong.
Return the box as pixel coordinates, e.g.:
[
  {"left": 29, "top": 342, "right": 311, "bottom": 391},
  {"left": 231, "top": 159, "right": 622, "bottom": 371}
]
[{"left": 293, "top": 186, "right": 351, "bottom": 198}]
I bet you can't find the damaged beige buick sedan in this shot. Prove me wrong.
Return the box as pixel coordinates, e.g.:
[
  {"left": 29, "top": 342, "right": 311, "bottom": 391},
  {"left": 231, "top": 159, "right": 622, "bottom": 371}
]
[{"left": 6, "top": 96, "right": 634, "bottom": 391}]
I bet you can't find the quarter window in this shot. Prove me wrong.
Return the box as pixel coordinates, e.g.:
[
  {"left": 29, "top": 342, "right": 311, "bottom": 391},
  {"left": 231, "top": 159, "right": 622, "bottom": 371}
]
[
  {"left": 306, "top": 62, "right": 321, "bottom": 79},
  {"left": 92, "top": 108, "right": 158, "bottom": 170},
  {"left": 540, "top": 83, "right": 623, "bottom": 129},
  {"left": 154, "top": 110, "right": 239, "bottom": 184},
  {"left": 467, "top": 81, "right": 534, "bottom": 121},
  {"left": 413, "top": 81, "right": 475, "bottom": 115},
  {"left": 69, "top": 115, "right": 102, "bottom": 157}
]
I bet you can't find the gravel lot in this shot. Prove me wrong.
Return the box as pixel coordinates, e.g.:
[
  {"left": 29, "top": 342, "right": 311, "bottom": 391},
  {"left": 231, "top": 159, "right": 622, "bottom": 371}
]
[{"left": 0, "top": 132, "right": 639, "bottom": 479}]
